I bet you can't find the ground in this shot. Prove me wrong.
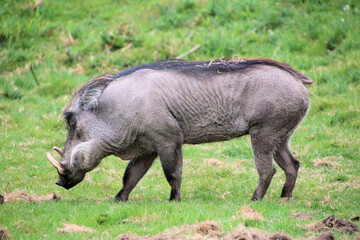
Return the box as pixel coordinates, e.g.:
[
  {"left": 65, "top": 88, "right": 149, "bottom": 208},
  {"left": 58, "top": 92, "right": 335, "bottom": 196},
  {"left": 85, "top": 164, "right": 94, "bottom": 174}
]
[{"left": 0, "top": 0, "right": 359, "bottom": 239}]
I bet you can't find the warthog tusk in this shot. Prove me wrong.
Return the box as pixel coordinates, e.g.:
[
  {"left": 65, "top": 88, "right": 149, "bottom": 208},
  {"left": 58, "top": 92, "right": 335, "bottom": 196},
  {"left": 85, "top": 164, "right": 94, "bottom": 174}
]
[
  {"left": 47, "top": 152, "right": 65, "bottom": 175},
  {"left": 53, "top": 146, "right": 63, "bottom": 156}
]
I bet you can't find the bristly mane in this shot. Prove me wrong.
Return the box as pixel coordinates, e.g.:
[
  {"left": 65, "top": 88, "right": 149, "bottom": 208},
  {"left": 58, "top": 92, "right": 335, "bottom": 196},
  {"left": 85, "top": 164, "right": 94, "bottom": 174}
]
[
  {"left": 75, "top": 58, "right": 312, "bottom": 100},
  {"left": 115, "top": 58, "right": 312, "bottom": 83}
]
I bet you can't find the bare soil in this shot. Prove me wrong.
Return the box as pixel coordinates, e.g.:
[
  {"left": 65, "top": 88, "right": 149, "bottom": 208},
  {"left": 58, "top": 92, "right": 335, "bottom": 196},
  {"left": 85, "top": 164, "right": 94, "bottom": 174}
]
[
  {"left": 116, "top": 218, "right": 359, "bottom": 240},
  {"left": 314, "top": 231, "right": 334, "bottom": 240},
  {"left": 240, "top": 205, "right": 264, "bottom": 221},
  {"left": 0, "top": 228, "right": 11, "bottom": 240},
  {"left": 3, "top": 190, "right": 60, "bottom": 203},
  {"left": 207, "top": 158, "right": 224, "bottom": 167},
  {"left": 57, "top": 224, "right": 95, "bottom": 234},
  {"left": 307, "top": 215, "right": 359, "bottom": 234},
  {"left": 224, "top": 224, "right": 291, "bottom": 240},
  {"left": 116, "top": 221, "right": 295, "bottom": 240},
  {"left": 291, "top": 212, "right": 313, "bottom": 220},
  {"left": 117, "top": 220, "right": 221, "bottom": 240}
]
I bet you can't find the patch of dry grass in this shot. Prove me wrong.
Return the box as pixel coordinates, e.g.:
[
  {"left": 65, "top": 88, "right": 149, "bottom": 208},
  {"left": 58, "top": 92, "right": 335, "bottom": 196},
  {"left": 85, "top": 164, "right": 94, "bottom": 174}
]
[{"left": 57, "top": 224, "right": 95, "bottom": 234}]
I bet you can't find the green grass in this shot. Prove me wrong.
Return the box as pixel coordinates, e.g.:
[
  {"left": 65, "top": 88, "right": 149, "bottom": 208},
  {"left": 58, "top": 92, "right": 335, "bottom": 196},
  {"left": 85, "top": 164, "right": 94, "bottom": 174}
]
[{"left": 1, "top": 0, "right": 359, "bottom": 239}]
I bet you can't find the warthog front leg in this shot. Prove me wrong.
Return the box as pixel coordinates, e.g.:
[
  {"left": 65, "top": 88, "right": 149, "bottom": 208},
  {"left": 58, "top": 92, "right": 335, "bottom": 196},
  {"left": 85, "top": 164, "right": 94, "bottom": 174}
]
[
  {"left": 115, "top": 153, "right": 157, "bottom": 202},
  {"left": 158, "top": 142, "right": 183, "bottom": 201}
]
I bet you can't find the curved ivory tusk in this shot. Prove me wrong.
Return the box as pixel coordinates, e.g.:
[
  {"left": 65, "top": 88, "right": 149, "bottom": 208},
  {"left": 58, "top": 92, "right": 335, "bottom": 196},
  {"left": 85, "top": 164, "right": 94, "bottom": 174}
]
[
  {"left": 47, "top": 152, "right": 65, "bottom": 175},
  {"left": 53, "top": 146, "right": 63, "bottom": 156}
]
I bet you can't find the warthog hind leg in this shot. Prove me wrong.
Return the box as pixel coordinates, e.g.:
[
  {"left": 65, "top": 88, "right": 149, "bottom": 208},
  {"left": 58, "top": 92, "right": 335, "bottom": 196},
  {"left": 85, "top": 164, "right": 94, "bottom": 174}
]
[{"left": 273, "top": 136, "right": 300, "bottom": 199}]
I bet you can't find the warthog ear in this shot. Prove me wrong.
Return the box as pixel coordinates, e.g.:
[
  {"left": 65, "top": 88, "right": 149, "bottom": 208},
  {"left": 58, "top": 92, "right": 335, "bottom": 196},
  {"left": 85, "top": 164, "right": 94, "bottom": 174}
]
[{"left": 81, "top": 82, "right": 107, "bottom": 111}]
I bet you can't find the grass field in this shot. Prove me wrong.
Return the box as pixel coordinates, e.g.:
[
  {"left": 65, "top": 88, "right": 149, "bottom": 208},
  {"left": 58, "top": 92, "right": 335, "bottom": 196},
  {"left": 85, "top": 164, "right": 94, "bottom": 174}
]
[{"left": 1, "top": 0, "right": 359, "bottom": 239}]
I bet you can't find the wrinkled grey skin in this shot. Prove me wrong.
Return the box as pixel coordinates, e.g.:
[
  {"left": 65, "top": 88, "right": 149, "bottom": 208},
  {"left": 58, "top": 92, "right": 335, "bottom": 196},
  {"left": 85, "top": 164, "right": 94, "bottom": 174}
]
[{"left": 54, "top": 59, "right": 311, "bottom": 202}]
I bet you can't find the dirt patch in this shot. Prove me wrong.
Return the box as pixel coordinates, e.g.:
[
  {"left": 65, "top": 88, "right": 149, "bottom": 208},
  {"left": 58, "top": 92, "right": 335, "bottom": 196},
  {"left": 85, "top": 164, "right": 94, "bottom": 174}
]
[
  {"left": 57, "top": 224, "right": 95, "bottom": 234},
  {"left": 114, "top": 221, "right": 342, "bottom": 240},
  {"left": 269, "top": 233, "right": 292, "bottom": 240},
  {"left": 0, "top": 228, "right": 11, "bottom": 240},
  {"left": 224, "top": 224, "right": 263, "bottom": 240},
  {"left": 194, "top": 220, "right": 222, "bottom": 238},
  {"left": 307, "top": 215, "right": 359, "bottom": 234},
  {"left": 332, "top": 218, "right": 359, "bottom": 233},
  {"left": 291, "top": 211, "right": 312, "bottom": 220},
  {"left": 207, "top": 158, "right": 224, "bottom": 167},
  {"left": 231, "top": 206, "right": 264, "bottom": 222},
  {"left": 314, "top": 231, "right": 334, "bottom": 240},
  {"left": 116, "top": 221, "right": 298, "bottom": 240},
  {"left": 311, "top": 156, "right": 341, "bottom": 168},
  {"left": 3, "top": 190, "right": 60, "bottom": 203},
  {"left": 224, "top": 224, "right": 291, "bottom": 240},
  {"left": 116, "top": 233, "right": 140, "bottom": 240},
  {"left": 116, "top": 221, "right": 221, "bottom": 240},
  {"left": 5, "top": 191, "right": 32, "bottom": 203},
  {"left": 240, "top": 206, "right": 264, "bottom": 221}
]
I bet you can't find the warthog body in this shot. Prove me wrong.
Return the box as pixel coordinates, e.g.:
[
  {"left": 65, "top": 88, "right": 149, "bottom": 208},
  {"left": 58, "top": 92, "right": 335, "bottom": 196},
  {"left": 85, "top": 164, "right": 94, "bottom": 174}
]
[{"left": 48, "top": 58, "right": 312, "bottom": 201}]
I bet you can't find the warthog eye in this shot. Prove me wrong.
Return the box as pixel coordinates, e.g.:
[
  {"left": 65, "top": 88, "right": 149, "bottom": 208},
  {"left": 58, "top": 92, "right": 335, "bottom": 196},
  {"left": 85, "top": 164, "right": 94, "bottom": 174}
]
[{"left": 64, "top": 111, "right": 77, "bottom": 129}]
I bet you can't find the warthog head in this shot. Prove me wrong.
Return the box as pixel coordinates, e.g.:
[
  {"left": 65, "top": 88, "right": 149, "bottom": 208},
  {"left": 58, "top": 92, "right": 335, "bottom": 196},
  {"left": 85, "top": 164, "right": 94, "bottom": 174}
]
[{"left": 47, "top": 77, "right": 115, "bottom": 189}]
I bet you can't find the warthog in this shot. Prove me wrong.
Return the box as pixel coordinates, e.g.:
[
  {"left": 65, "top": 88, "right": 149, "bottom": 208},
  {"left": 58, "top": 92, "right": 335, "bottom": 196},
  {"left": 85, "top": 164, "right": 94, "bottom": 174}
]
[{"left": 47, "top": 58, "right": 312, "bottom": 202}]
